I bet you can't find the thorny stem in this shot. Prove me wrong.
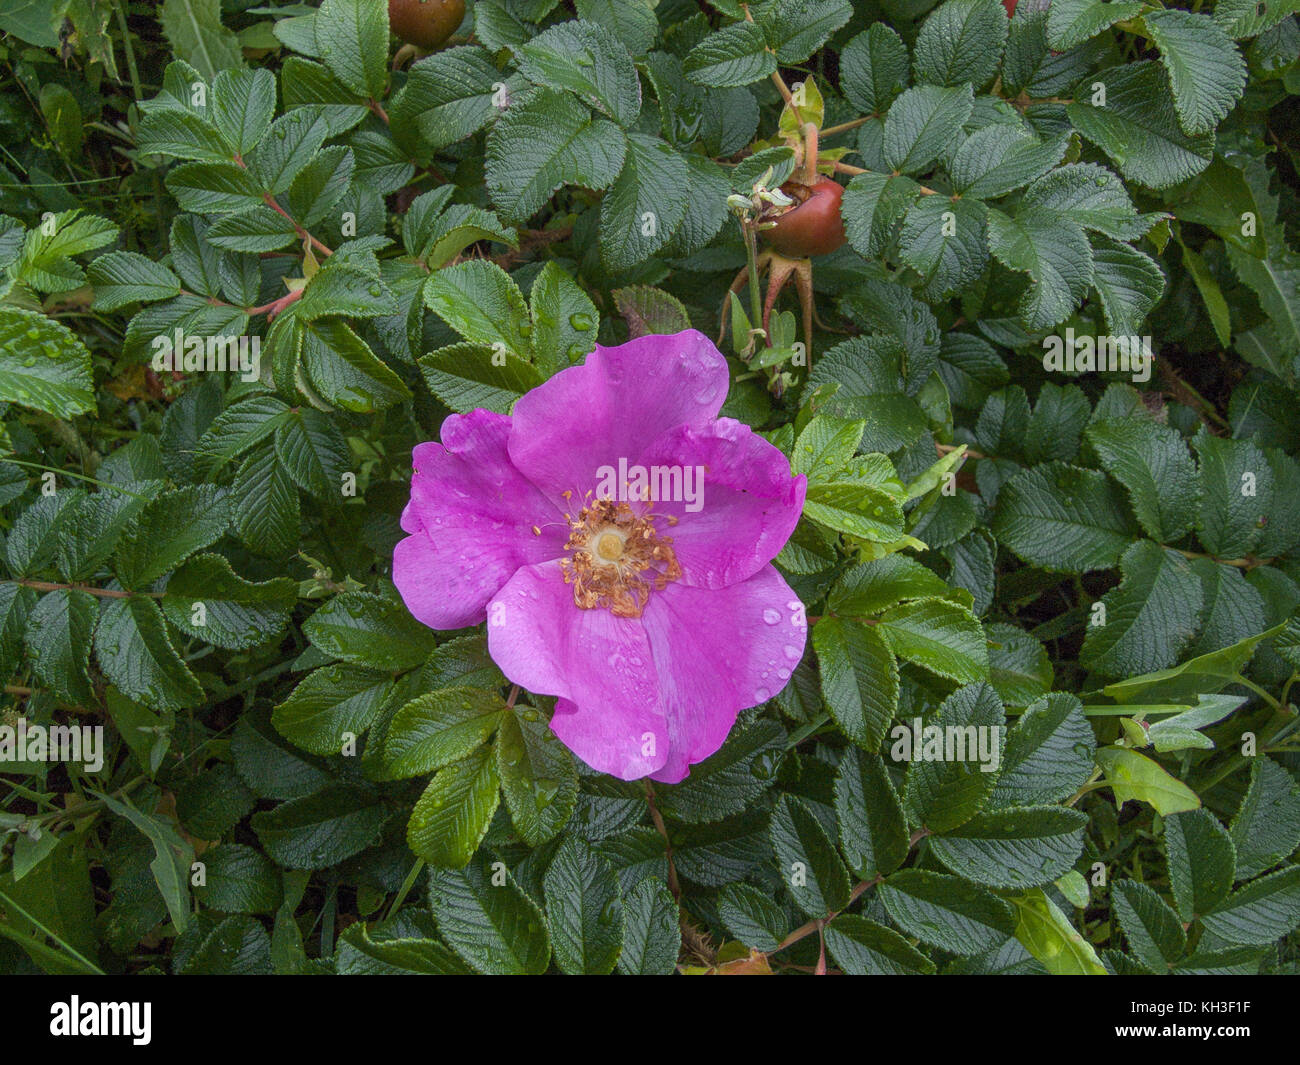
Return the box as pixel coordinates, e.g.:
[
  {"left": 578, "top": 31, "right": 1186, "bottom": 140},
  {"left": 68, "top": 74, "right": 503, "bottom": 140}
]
[
  {"left": 5, "top": 579, "right": 159, "bottom": 599},
  {"left": 769, "top": 828, "right": 930, "bottom": 956},
  {"left": 643, "top": 780, "right": 682, "bottom": 900},
  {"left": 819, "top": 116, "right": 874, "bottom": 137},
  {"left": 262, "top": 193, "right": 334, "bottom": 258}
]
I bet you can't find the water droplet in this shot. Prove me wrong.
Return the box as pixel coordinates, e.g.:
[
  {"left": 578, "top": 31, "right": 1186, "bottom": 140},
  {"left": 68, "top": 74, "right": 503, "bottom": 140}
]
[{"left": 763, "top": 608, "right": 781, "bottom": 625}]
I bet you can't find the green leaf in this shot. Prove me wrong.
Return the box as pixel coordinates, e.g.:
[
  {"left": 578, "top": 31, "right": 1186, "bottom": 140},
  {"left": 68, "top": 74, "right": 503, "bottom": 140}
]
[
  {"left": 992, "top": 462, "right": 1135, "bottom": 572},
  {"left": 950, "top": 127, "right": 1068, "bottom": 200},
  {"left": 913, "top": 0, "right": 1009, "bottom": 89},
  {"left": 599, "top": 134, "right": 689, "bottom": 271},
  {"left": 1066, "top": 62, "right": 1214, "bottom": 189},
  {"left": 423, "top": 259, "right": 532, "bottom": 358},
  {"left": 655, "top": 717, "right": 785, "bottom": 824},
  {"left": 518, "top": 20, "right": 642, "bottom": 127},
  {"left": 824, "top": 914, "right": 936, "bottom": 974},
  {"left": 251, "top": 785, "right": 390, "bottom": 869},
  {"left": 271, "top": 664, "right": 393, "bottom": 756},
  {"left": 992, "top": 693, "right": 1096, "bottom": 808},
  {"left": 274, "top": 408, "right": 350, "bottom": 501},
  {"left": 303, "top": 590, "right": 435, "bottom": 672},
  {"left": 94, "top": 790, "right": 194, "bottom": 936},
  {"left": 232, "top": 445, "right": 300, "bottom": 557},
  {"left": 419, "top": 343, "right": 544, "bottom": 414},
  {"left": 1046, "top": 0, "right": 1144, "bottom": 50},
  {"left": 1165, "top": 808, "right": 1236, "bottom": 920},
  {"left": 161, "top": 553, "right": 294, "bottom": 650},
  {"left": 770, "top": 794, "right": 852, "bottom": 917},
  {"left": 717, "top": 882, "right": 792, "bottom": 952},
  {"left": 879, "top": 869, "right": 1017, "bottom": 954},
  {"left": 25, "top": 589, "right": 96, "bottom": 705},
  {"left": 427, "top": 855, "right": 551, "bottom": 974},
  {"left": 543, "top": 835, "right": 624, "bottom": 975},
  {"left": 1200, "top": 866, "right": 1300, "bottom": 946},
  {"left": 316, "top": 0, "right": 388, "bottom": 100},
  {"left": 930, "top": 805, "right": 1088, "bottom": 889},
  {"left": 877, "top": 597, "right": 990, "bottom": 684},
  {"left": 813, "top": 618, "right": 899, "bottom": 752},
  {"left": 834, "top": 747, "right": 909, "bottom": 879},
  {"left": 1009, "top": 887, "right": 1107, "bottom": 974},
  {"left": 334, "top": 919, "right": 471, "bottom": 975},
  {"left": 485, "top": 89, "right": 626, "bottom": 224},
  {"left": 574, "top": 0, "right": 659, "bottom": 56},
  {"left": 212, "top": 68, "right": 276, "bottom": 154},
  {"left": 1095, "top": 746, "right": 1200, "bottom": 815},
  {"left": 496, "top": 705, "right": 579, "bottom": 846},
  {"left": 683, "top": 21, "right": 776, "bottom": 87},
  {"left": 159, "top": 0, "right": 244, "bottom": 81},
  {"left": 839, "top": 24, "right": 910, "bottom": 114},
  {"left": 1229, "top": 757, "right": 1300, "bottom": 880},
  {"left": 390, "top": 46, "right": 508, "bottom": 154},
  {"left": 987, "top": 208, "right": 1093, "bottom": 330},
  {"left": 899, "top": 194, "right": 989, "bottom": 300},
  {"left": 1086, "top": 416, "right": 1198, "bottom": 543},
  {"left": 94, "top": 597, "right": 204, "bottom": 711},
  {"left": 1192, "top": 431, "right": 1273, "bottom": 559},
  {"left": 0, "top": 307, "right": 94, "bottom": 418},
  {"left": 384, "top": 688, "right": 505, "bottom": 779},
  {"left": 193, "top": 844, "right": 282, "bottom": 915},
  {"left": 1144, "top": 9, "right": 1246, "bottom": 136},
  {"left": 762, "top": 0, "right": 852, "bottom": 63},
  {"left": 115, "top": 484, "right": 229, "bottom": 589},
  {"left": 1111, "top": 879, "right": 1185, "bottom": 971},
  {"left": 617, "top": 878, "right": 679, "bottom": 975},
  {"left": 902, "top": 682, "right": 1004, "bottom": 833},
  {"left": 407, "top": 747, "right": 501, "bottom": 869},
  {"left": 883, "top": 84, "right": 974, "bottom": 176},
  {"left": 611, "top": 285, "right": 689, "bottom": 340},
  {"left": 1079, "top": 540, "right": 1203, "bottom": 678},
  {"left": 87, "top": 252, "right": 182, "bottom": 311}
]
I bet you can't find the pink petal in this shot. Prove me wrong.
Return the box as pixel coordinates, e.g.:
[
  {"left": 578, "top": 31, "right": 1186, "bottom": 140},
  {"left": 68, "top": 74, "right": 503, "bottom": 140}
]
[
  {"left": 487, "top": 562, "right": 668, "bottom": 779},
  {"left": 639, "top": 566, "right": 808, "bottom": 782},
  {"left": 393, "top": 410, "right": 567, "bottom": 630},
  {"left": 637, "top": 417, "right": 806, "bottom": 589},
  {"left": 507, "top": 330, "right": 730, "bottom": 501}
]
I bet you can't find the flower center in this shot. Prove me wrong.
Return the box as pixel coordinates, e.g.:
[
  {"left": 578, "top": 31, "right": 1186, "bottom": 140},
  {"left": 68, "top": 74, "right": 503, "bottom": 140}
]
[{"left": 559, "top": 498, "right": 680, "bottom": 618}]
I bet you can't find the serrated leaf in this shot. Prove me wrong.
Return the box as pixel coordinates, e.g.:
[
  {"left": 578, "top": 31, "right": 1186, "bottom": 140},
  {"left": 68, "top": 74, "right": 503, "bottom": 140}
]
[
  {"left": 496, "top": 705, "right": 579, "bottom": 846},
  {"left": 992, "top": 462, "right": 1135, "bottom": 572},
  {"left": 770, "top": 794, "right": 852, "bottom": 917},
  {"left": 913, "top": 0, "right": 1008, "bottom": 89},
  {"left": 814, "top": 618, "right": 899, "bottom": 752},
  {"left": 879, "top": 869, "right": 1017, "bottom": 954},
  {"left": 1066, "top": 62, "right": 1214, "bottom": 189},
  {"left": 271, "top": 664, "right": 393, "bottom": 756},
  {"left": 931, "top": 805, "right": 1088, "bottom": 889},
  {"left": 518, "top": 20, "right": 642, "bottom": 127},
  {"left": 543, "top": 835, "right": 623, "bottom": 975},
  {"left": 1144, "top": 9, "right": 1246, "bottom": 136},
  {"left": 1080, "top": 540, "right": 1203, "bottom": 678},
  {"left": 428, "top": 855, "right": 551, "bottom": 974},
  {"left": 1165, "top": 808, "right": 1235, "bottom": 920},
  {"left": 486, "top": 89, "right": 626, "bottom": 224},
  {"left": 902, "top": 682, "right": 1004, "bottom": 832},
  {"left": 0, "top": 308, "right": 94, "bottom": 417},
  {"left": 407, "top": 747, "right": 500, "bottom": 869}
]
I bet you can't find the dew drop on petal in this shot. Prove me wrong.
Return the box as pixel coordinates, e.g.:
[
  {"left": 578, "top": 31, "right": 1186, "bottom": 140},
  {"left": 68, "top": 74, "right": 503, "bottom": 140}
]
[{"left": 762, "top": 608, "right": 781, "bottom": 625}]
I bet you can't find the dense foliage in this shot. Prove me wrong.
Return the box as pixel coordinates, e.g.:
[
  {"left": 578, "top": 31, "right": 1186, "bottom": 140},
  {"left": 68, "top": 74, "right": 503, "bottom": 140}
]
[{"left": 1, "top": 0, "right": 1299, "bottom": 977}]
